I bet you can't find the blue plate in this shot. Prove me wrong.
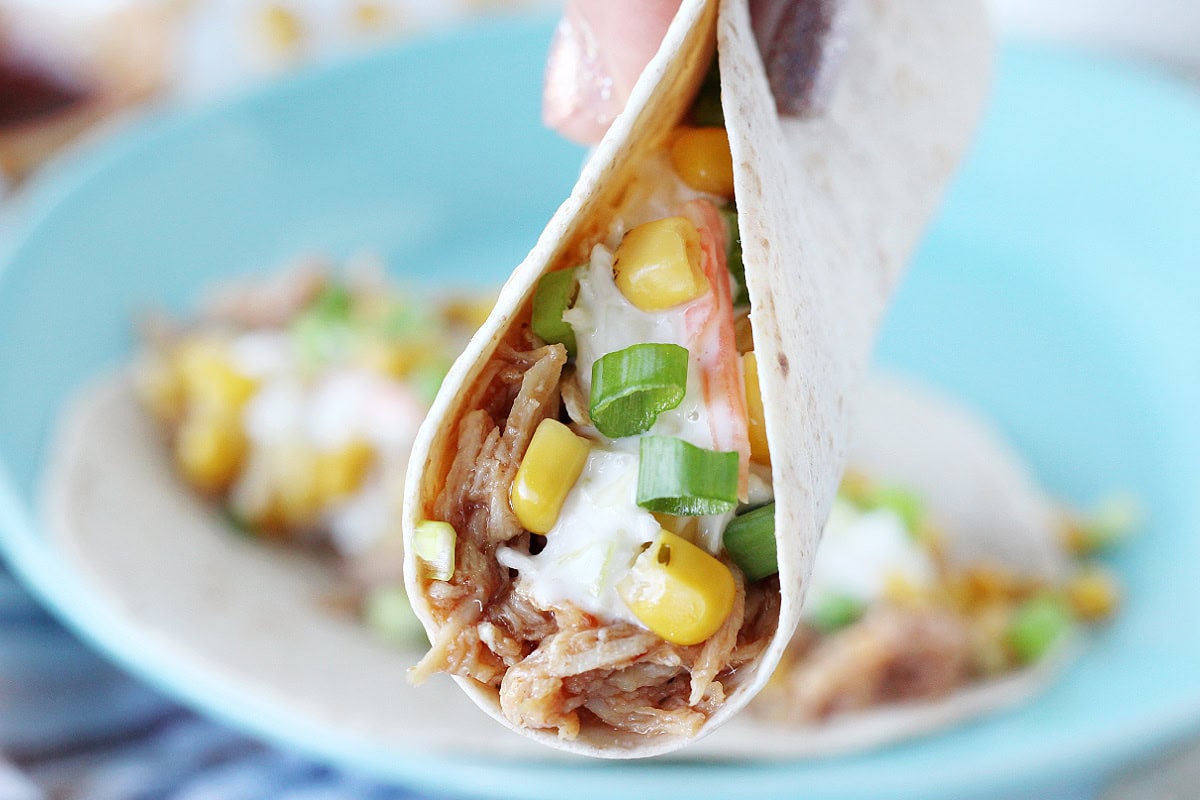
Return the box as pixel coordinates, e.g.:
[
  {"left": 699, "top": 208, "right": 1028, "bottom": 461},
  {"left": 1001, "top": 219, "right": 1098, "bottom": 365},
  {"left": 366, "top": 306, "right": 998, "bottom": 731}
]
[{"left": 1, "top": 17, "right": 1199, "bottom": 800}]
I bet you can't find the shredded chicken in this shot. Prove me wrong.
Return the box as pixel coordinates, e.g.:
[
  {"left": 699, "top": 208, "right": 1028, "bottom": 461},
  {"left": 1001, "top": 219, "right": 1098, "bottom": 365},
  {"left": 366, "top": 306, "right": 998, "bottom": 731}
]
[
  {"left": 754, "top": 606, "right": 971, "bottom": 722},
  {"left": 413, "top": 330, "right": 779, "bottom": 738},
  {"left": 202, "top": 260, "right": 328, "bottom": 329}
]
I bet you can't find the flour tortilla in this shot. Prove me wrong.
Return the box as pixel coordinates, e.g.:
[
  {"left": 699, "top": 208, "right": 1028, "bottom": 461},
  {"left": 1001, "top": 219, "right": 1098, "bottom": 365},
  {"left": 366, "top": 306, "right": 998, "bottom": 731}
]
[
  {"left": 402, "top": 0, "right": 992, "bottom": 758},
  {"left": 691, "top": 371, "right": 1077, "bottom": 760},
  {"left": 44, "top": 368, "right": 1071, "bottom": 762}
]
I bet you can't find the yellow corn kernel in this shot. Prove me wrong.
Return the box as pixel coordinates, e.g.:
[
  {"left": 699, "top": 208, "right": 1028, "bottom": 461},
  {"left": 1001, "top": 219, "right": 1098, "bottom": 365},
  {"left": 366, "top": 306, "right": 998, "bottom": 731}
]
[
  {"left": 316, "top": 440, "right": 375, "bottom": 502},
  {"left": 175, "top": 409, "right": 247, "bottom": 494},
  {"left": 958, "top": 567, "right": 1028, "bottom": 610},
  {"left": 1067, "top": 566, "right": 1120, "bottom": 622},
  {"left": 743, "top": 352, "right": 770, "bottom": 465},
  {"left": 176, "top": 339, "right": 258, "bottom": 412},
  {"left": 619, "top": 530, "right": 736, "bottom": 646},
  {"left": 135, "top": 354, "right": 185, "bottom": 425},
  {"left": 261, "top": 4, "right": 305, "bottom": 52},
  {"left": 613, "top": 217, "right": 710, "bottom": 311},
  {"left": 670, "top": 127, "right": 735, "bottom": 197},
  {"left": 274, "top": 444, "right": 323, "bottom": 527},
  {"left": 968, "top": 602, "right": 1016, "bottom": 676},
  {"left": 352, "top": 2, "right": 388, "bottom": 30},
  {"left": 443, "top": 296, "right": 496, "bottom": 331},
  {"left": 414, "top": 520, "right": 457, "bottom": 581},
  {"left": 510, "top": 419, "right": 590, "bottom": 534},
  {"left": 358, "top": 341, "right": 423, "bottom": 378},
  {"left": 883, "top": 571, "right": 929, "bottom": 607}
]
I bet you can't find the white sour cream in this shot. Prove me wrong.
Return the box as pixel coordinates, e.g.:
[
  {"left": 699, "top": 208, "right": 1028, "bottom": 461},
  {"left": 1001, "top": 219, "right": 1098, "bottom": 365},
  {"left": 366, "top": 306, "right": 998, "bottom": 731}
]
[
  {"left": 498, "top": 448, "right": 659, "bottom": 625},
  {"left": 801, "top": 498, "right": 936, "bottom": 622},
  {"left": 564, "top": 243, "right": 716, "bottom": 455}
]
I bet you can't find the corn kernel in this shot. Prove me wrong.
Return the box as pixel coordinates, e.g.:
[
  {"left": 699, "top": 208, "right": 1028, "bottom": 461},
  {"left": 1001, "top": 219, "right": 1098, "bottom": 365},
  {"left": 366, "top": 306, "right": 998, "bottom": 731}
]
[
  {"left": 358, "top": 342, "right": 422, "bottom": 379},
  {"left": 510, "top": 419, "right": 590, "bottom": 534},
  {"left": 316, "top": 440, "right": 375, "bottom": 502},
  {"left": 175, "top": 408, "right": 247, "bottom": 494},
  {"left": 274, "top": 443, "right": 323, "bottom": 527},
  {"left": 443, "top": 296, "right": 496, "bottom": 331},
  {"left": 968, "top": 602, "right": 1015, "bottom": 675},
  {"left": 261, "top": 4, "right": 305, "bottom": 52},
  {"left": 671, "top": 127, "right": 736, "bottom": 197},
  {"left": 176, "top": 339, "right": 258, "bottom": 412},
  {"left": 352, "top": 2, "right": 388, "bottom": 31},
  {"left": 883, "top": 571, "right": 928, "bottom": 607},
  {"left": 619, "top": 530, "right": 736, "bottom": 646},
  {"left": 1067, "top": 566, "right": 1120, "bottom": 622},
  {"left": 613, "top": 217, "right": 709, "bottom": 311},
  {"left": 743, "top": 352, "right": 770, "bottom": 465},
  {"left": 414, "top": 520, "right": 457, "bottom": 581},
  {"left": 135, "top": 354, "right": 185, "bottom": 425}
]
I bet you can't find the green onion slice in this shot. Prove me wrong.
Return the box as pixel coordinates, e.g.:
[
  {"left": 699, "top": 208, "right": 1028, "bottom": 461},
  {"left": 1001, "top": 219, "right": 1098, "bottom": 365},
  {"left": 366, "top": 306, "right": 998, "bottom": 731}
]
[
  {"left": 1008, "top": 593, "right": 1072, "bottom": 664},
  {"left": 531, "top": 267, "right": 579, "bottom": 357},
  {"left": 363, "top": 585, "right": 428, "bottom": 647},
  {"left": 590, "top": 343, "right": 689, "bottom": 438},
  {"left": 870, "top": 486, "right": 925, "bottom": 536},
  {"left": 637, "top": 436, "right": 738, "bottom": 516},
  {"left": 1076, "top": 495, "right": 1139, "bottom": 554},
  {"left": 413, "top": 520, "right": 456, "bottom": 581},
  {"left": 309, "top": 283, "right": 353, "bottom": 320},
  {"left": 292, "top": 283, "right": 358, "bottom": 368},
  {"left": 719, "top": 206, "right": 748, "bottom": 307},
  {"left": 808, "top": 594, "right": 865, "bottom": 632},
  {"left": 723, "top": 503, "right": 777, "bottom": 581}
]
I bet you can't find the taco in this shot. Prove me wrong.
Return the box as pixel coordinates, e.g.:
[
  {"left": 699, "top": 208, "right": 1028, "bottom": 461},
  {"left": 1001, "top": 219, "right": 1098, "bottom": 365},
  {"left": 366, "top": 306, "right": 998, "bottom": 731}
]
[
  {"left": 402, "top": 0, "right": 991, "bottom": 756},
  {"left": 714, "top": 372, "right": 1121, "bottom": 756},
  {"left": 125, "top": 260, "right": 492, "bottom": 636}
]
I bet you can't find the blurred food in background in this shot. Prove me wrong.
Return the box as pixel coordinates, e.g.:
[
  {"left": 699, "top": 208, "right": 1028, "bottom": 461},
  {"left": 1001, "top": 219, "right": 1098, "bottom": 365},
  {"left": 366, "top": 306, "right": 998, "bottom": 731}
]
[
  {"left": 753, "top": 473, "right": 1127, "bottom": 722},
  {"left": 127, "top": 260, "right": 1132, "bottom": 736},
  {"left": 133, "top": 258, "right": 492, "bottom": 643},
  {"left": 0, "top": 0, "right": 555, "bottom": 185},
  {"left": 3, "top": 0, "right": 1196, "bottom": 186},
  {"left": 0, "top": 1, "right": 169, "bottom": 180}
]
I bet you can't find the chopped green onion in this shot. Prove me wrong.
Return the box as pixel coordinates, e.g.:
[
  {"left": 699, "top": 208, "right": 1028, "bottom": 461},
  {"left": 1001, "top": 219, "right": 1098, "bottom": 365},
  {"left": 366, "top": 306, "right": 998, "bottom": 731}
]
[
  {"left": 413, "top": 520, "right": 456, "bottom": 581},
  {"left": 637, "top": 436, "right": 738, "bottom": 516},
  {"left": 870, "top": 486, "right": 925, "bottom": 536},
  {"left": 531, "top": 267, "right": 579, "bottom": 357},
  {"left": 808, "top": 593, "right": 865, "bottom": 632},
  {"left": 1008, "top": 594, "right": 1072, "bottom": 664},
  {"left": 723, "top": 503, "right": 778, "bottom": 581},
  {"left": 719, "top": 206, "right": 748, "bottom": 306},
  {"left": 691, "top": 57, "right": 724, "bottom": 127},
  {"left": 363, "top": 585, "right": 428, "bottom": 648},
  {"left": 841, "top": 480, "right": 926, "bottom": 536},
  {"left": 589, "top": 343, "right": 689, "bottom": 438},
  {"left": 221, "top": 508, "right": 253, "bottom": 538},
  {"left": 379, "top": 302, "right": 435, "bottom": 342},
  {"left": 292, "top": 283, "right": 358, "bottom": 368},
  {"left": 1075, "top": 495, "right": 1139, "bottom": 554},
  {"left": 309, "top": 283, "right": 353, "bottom": 320}
]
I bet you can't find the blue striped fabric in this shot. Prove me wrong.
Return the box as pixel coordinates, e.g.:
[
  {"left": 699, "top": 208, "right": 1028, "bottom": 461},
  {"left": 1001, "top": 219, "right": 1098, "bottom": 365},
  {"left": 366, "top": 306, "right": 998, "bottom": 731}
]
[{"left": 0, "top": 569, "right": 440, "bottom": 800}]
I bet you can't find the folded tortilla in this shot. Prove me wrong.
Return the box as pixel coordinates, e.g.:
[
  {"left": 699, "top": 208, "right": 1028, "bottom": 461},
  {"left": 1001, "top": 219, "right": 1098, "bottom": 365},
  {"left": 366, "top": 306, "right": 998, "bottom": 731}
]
[{"left": 402, "top": 0, "right": 991, "bottom": 757}]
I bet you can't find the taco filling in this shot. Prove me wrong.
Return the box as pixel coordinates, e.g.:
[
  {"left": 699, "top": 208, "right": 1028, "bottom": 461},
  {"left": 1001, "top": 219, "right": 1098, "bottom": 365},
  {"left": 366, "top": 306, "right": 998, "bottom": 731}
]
[
  {"left": 133, "top": 260, "right": 489, "bottom": 636},
  {"left": 753, "top": 474, "right": 1123, "bottom": 721},
  {"left": 411, "top": 67, "right": 785, "bottom": 739}
]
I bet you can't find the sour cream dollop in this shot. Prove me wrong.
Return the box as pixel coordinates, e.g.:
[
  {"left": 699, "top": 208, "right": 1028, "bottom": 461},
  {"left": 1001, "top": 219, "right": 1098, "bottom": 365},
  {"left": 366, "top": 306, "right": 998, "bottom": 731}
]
[
  {"left": 498, "top": 448, "right": 659, "bottom": 625},
  {"left": 801, "top": 498, "right": 937, "bottom": 621}
]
